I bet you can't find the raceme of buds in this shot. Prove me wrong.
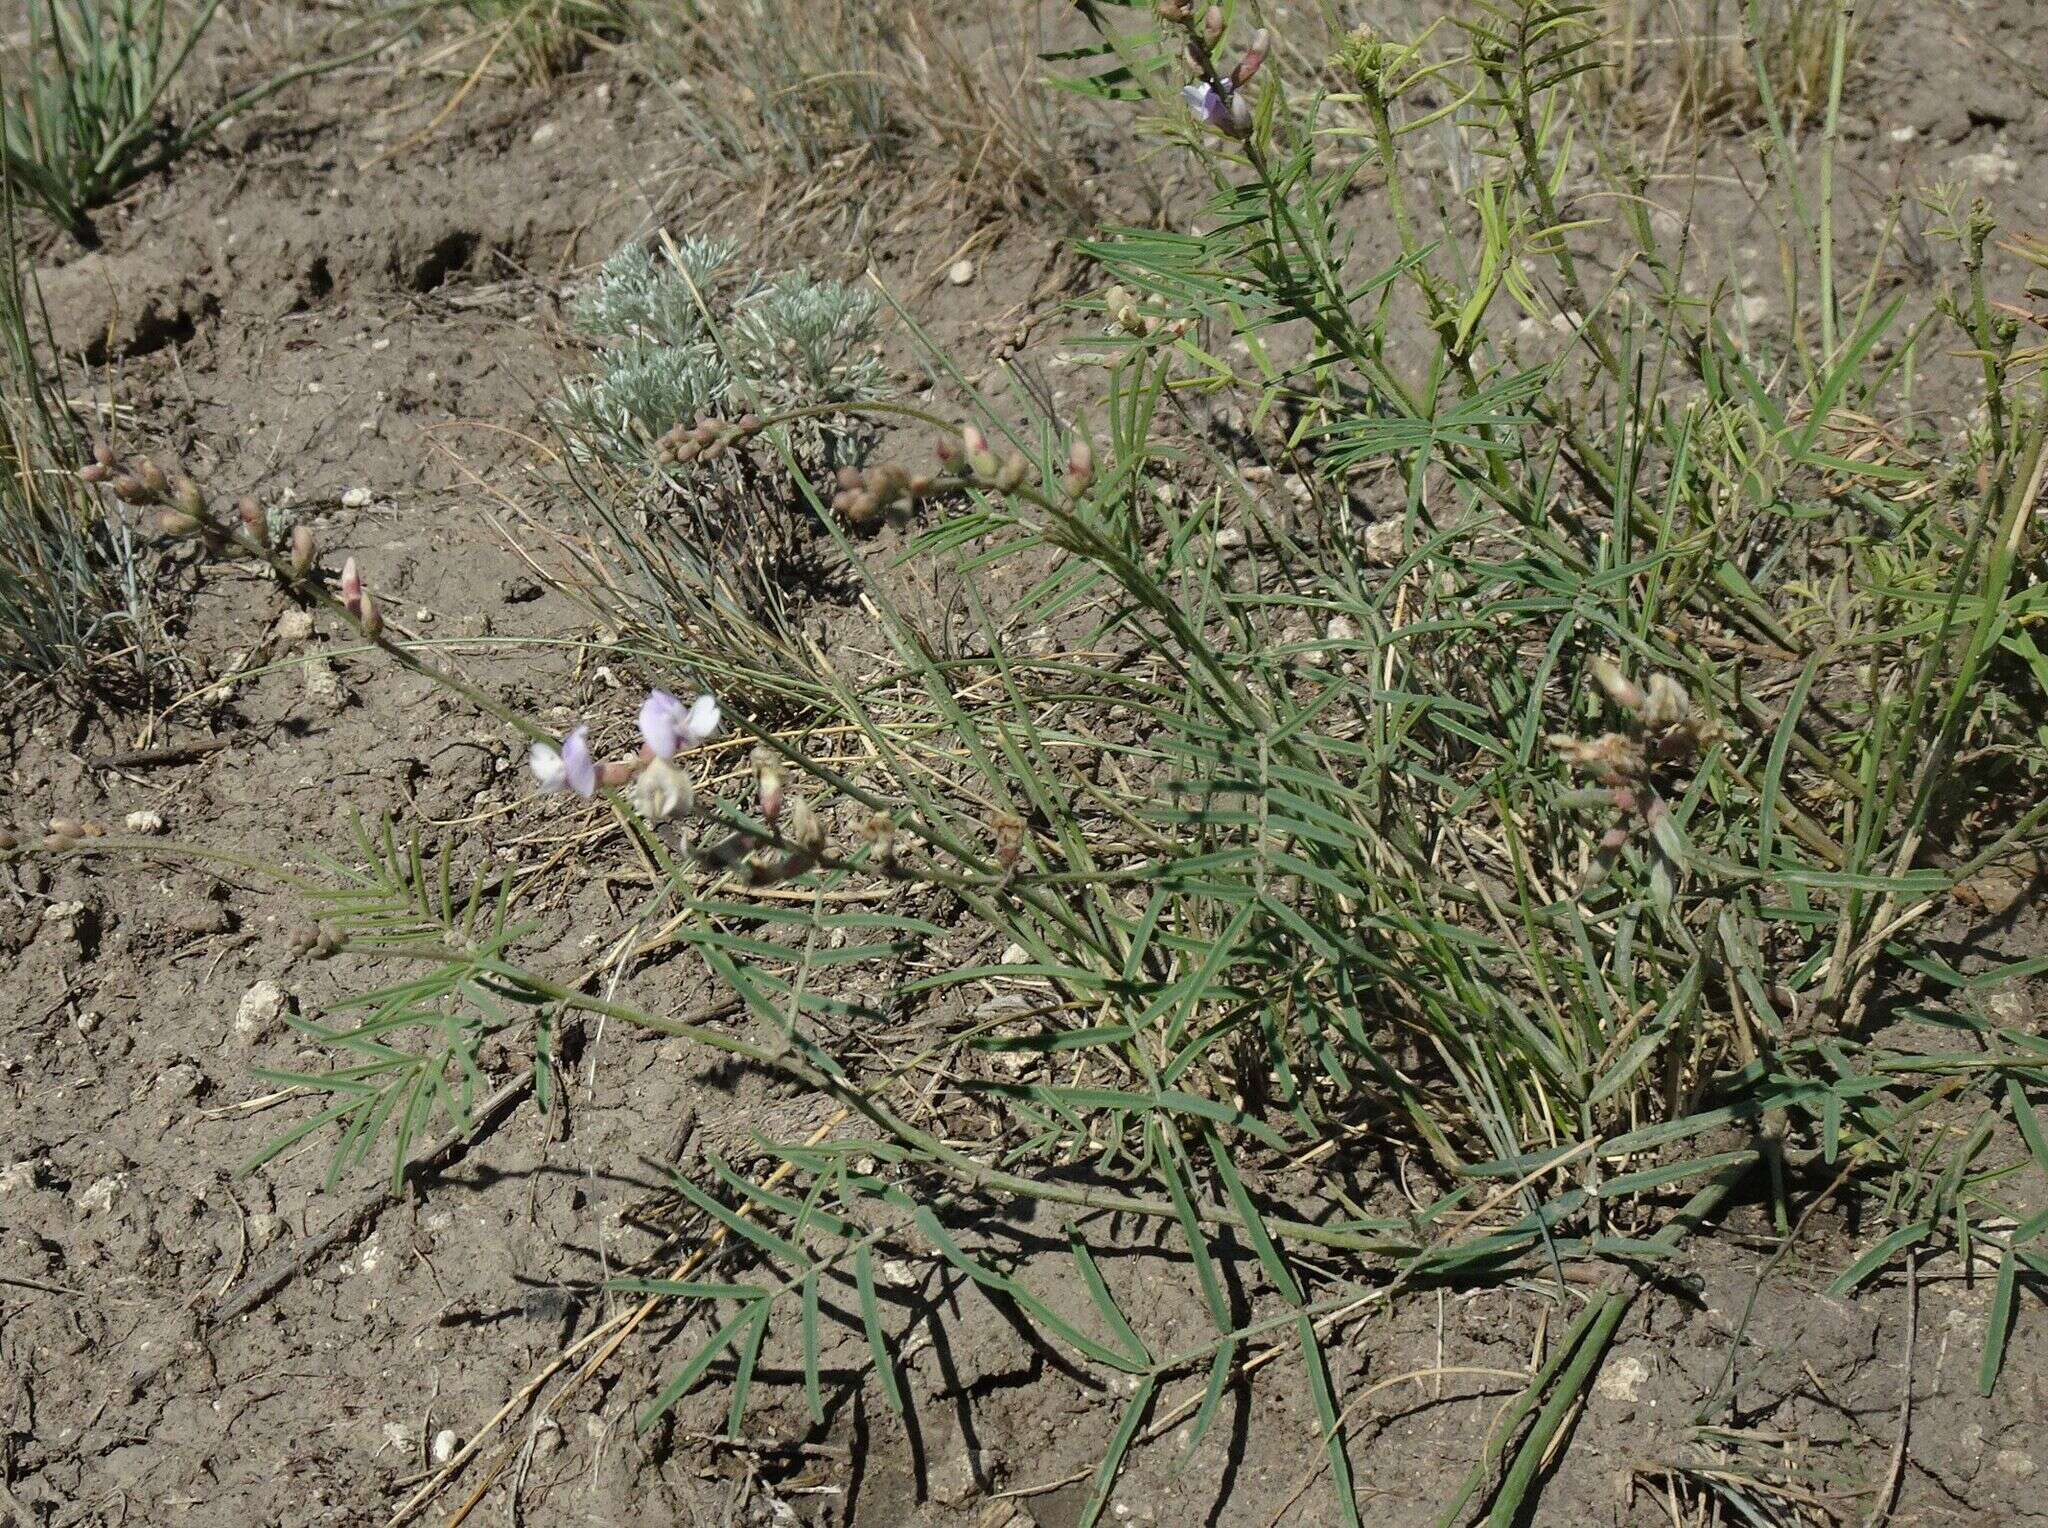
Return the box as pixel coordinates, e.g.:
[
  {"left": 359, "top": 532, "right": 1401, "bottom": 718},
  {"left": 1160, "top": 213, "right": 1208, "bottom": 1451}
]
[
  {"left": 652, "top": 412, "right": 766, "bottom": 468},
  {"left": 831, "top": 463, "right": 932, "bottom": 530}
]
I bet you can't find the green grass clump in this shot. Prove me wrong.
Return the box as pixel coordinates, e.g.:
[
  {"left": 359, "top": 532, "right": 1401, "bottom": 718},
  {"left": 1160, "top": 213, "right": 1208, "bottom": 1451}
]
[
  {"left": 255, "top": 1, "right": 2048, "bottom": 1522},
  {"left": 0, "top": 194, "right": 151, "bottom": 684}
]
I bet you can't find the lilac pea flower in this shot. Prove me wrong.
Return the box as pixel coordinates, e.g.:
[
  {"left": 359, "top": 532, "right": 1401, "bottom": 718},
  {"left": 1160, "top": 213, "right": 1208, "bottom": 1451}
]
[
  {"left": 1182, "top": 82, "right": 1232, "bottom": 132},
  {"left": 530, "top": 724, "right": 597, "bottom": 797},
  {"left": 639, "top": 689, "right": 721, "bottom": 759}
]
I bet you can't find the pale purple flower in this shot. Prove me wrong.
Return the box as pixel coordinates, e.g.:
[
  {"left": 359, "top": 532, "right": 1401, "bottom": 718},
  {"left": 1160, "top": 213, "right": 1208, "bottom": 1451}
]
[
  {"left": 530, "top": 724, "right": 596, "bottom": 797},
  {"left": 638, "top": 689, "right": 721, "bottom": 758},
  {"left": 1181, "top": 80, "right": 1252, "bottom": 138}
]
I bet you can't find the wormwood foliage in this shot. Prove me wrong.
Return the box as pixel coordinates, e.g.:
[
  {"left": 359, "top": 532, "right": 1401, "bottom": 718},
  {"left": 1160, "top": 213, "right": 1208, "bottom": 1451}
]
[{"left": 262, "top": 1, "right": 2048, "bottom": 1521}]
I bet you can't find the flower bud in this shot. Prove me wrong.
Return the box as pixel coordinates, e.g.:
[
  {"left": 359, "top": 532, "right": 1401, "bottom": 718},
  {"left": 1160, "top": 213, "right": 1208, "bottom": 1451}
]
[
  {"left": 1200, "top": 5, "right": 1225, "bottom": 49},
  {"left": 154, "top": 509, "right": 203, "bottom": 538},
  {"left": 171, "top": 474, "right": 206, "bottom": 518},
  {"left": 785, "top": 796, "right": 826, "bottom": 859},
  {"left": 136, "top": 458, "right": 169, "bottom": 499},
  {"left": 237, "top": 498, "right": 267, "bottom": 549},
  {"left": 752, "top": 745, "right": 786, "bottom": 826},
  {"left": 961, "top": 424, "right": 999, "bottom": 480},
  {"left": 289, "top": 524, "right": 317, "bottom": 578},
  {"left": 48, "top": 816, "right": 85, "bottom": 842},
  {"left": 93, "top": 441, "right": 116, "bottom": 470},
  {"left": 357, "top": 590, "right": 383, "bottom": 640},
  {"left": 340, "top": 557, "right": 364, "bottom": 616},
  {"left": 993, "top": 812, "right": 1024, "bottom": 872},
  {"left": 1063, "top": 435, "right": 1095, "bottom": 494},
  {"left": 1232, "top": 28, "right": 1269, "bottom": 88},
  {"left": 1587, "top": 655, "right": 1646, "bottom": 717},
  {"left": 110, "top": 474, "right": 150, "bottom": 505},
  {"left": 994, "top": 453, "right": 1029, "bottom": 492},
  {"left": 79, "top": 461, "right": 109, "bottom": 484},
  {"left": 1642, "top": 674, "right": 1691, "bottom": 732}
]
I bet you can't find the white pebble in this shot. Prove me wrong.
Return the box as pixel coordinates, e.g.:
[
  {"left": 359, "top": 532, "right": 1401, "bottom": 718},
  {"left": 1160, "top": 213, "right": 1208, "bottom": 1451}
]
[
  {"left": 948, "top": 258, "right": 976, "bottom": 286},
  {"left": 432, "top": 1429, "right": 459, "bottom": 1466},
  {"left": 530, "top": 121, "right": 559, "bottom": 146},
  {"left": 124, "top": 809, "right": 164, "bottom": 834},
  {"left": 341, "top": 486, "right": 374, "bottom": 509},
  {"left": 235, "top": 979, "right": 290, "bottom": 1042},
  {"left": 77, "top": 1175, "right": 124, "bottom": 1215}
]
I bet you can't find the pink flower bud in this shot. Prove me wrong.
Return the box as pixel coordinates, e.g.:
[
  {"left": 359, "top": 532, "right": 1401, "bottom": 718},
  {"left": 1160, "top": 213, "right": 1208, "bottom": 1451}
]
[
  {"left": 1201, "top": 5, "right": 1225, "bottom": 48},
  {"left": 340, "top": 557, "right": 363, "bottom": 616},
  {"left": 238, "top": 498, "right": 267, "bottom": 548},
  {"left": 289, "top": 524, "right": 317, "bottom": 578},
  {"left": 1063, "top": 435, "right": 1095, "bottom": 494},
  {"left": 1231, "top": 29, "right": 1269, "bottom": 88}
]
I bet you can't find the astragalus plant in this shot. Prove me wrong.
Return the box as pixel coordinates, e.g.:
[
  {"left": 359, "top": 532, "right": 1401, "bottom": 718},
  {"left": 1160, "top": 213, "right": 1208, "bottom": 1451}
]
[{"left": 90, "top": 1, "right": 2048, "bottom": 1522}]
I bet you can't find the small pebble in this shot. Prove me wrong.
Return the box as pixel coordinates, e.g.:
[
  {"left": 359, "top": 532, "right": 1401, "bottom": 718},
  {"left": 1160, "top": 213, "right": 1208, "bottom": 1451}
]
[
  {"left": 124, "top": 809, "right": 164, "bottom": 834},
  {"left": 275, "top": 609, "right": 316, "bottom": 645},
  {"left": 235, "top": 979, "right": 290, "bottom": 1043},
  {"left": 948, "top": 258, "right": 976, "bottom": 286},
  {"left": 341, "top": 486, "right": 374, "bottom": 510},
  {"left": 530, "top": 121, "right": 559, "bottom": 147},
  {"left": 431, "top": 1428, "right": 459, "bottom": 1466}
]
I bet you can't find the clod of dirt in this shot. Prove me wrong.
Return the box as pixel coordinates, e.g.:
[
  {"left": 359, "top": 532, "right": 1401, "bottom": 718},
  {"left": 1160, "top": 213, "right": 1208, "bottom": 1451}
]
[
  {"left": 431, "top": 1428, "right": 458, "bottom": 1466},
  {"left": 0, "top": 1160, "right": 45, "bottom": 1196},
  {"left": 306, "top": 657, "right": 351, "bottom": 709},
  {"left": 275, "top": 609, "right": 316, "bottom": 645},
  {"left": 124, "top": 809, "right": 166, "bottom": 834},
  {"left": 342, "top": 486, "right": 374, "bottom": 509},
  {"left": 235, "top": 979, "right": 291, "bottom": 1043},
  {"left": 76, "top": 1174, "right": 126, "bottom": 1215}
]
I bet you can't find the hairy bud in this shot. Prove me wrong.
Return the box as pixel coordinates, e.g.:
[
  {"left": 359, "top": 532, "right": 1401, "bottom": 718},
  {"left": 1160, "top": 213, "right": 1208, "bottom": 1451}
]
[
  {"left": 357, "top": 590, "right": 383, "bottom": 640},
  {"left": 1200, "top": 4, "right": 1225, "bottom": 49},
  {"left": 961, "top": 424, "right": 999, "bottom": 480},
  {"left": 289, "top": 523, "right": 317, "bottom": 578},
  {"left": 1063, "top": 435, "right": 1095, "bottom": 495},
  {"left": 237, "top": 498, "right": 267, "bottom": 549},
  {"left": 154, "top": 509, "right": 203, "bottom": 538}
]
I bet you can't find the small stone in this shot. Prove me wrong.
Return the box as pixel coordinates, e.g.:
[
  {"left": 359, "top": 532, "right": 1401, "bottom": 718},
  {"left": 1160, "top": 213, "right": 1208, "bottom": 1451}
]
[
  {"left": 341, "top": 486, "right": 374, "bottom": 510},
  {"left": 235, "top": 980, "right": 290, "bottom": 1042},
  {"left": 1000, "top": 943, "right": 1029, "bottom": 966},
  {"left": 0, "top": 1160, "right": 43, "bottom": 1196},
  {"left": 948, "top": 259, "right": 976, "bottom": 287},
  {"left": 1888, "top": 124, "right": 1918, "bottom": 144},
  {"left": 1995, "top": 1449, "right": 2037, "bottom": 1479},
  {"left": 1595, "top": 1352, "right": 1649, "bottom": 1403},
  {"left": 306, "top": 658, "right": 349, "bottom": 709},
  {"left": 123, "top": 809, "right": 164, "bottom": 834},
  {"left": 42, "top": 900, "right": 86, "bottom": 926},
  {"left": 77, "top": 1174, "right": 124, "bottom": 1215},
  {"left": 530, "top": 121, "right": 559, "bottom": 147},
  {"left": 381, "top": 1422, "right": 413, "bottom": 1455},
  {"left": 431, "top": 1428, "right": 459, "bottom": 1465},
  {"left": 1955, "top": 143, "right": 2019, "bottom": 186},
  {"left": 1364, "top": 519, "right": 1404, "bottom": 566},
  {"left": 247, "top": 1212, "right": 283, "bottom": 1250},
  {"left": 1739, "top": 294, "right": 1770, "bottom": 326},
  {"left": 158, "top": 1063, "right": 206, "bottom": 1100},
  {"left": 1214, "top": 526, "right": 1247, "bottom": 551},
  {"left": 275, "top": 609, "right": 316, "bottom": 645},
  {"left": 1326, "top": 615, "right": 1358, "bottom": 645}
]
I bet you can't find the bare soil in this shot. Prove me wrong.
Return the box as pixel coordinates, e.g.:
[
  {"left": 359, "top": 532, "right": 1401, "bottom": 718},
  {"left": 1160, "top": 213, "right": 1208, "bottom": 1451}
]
[{"left": 6, "top": 3, "right": 2048, "bottom": 1524}]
